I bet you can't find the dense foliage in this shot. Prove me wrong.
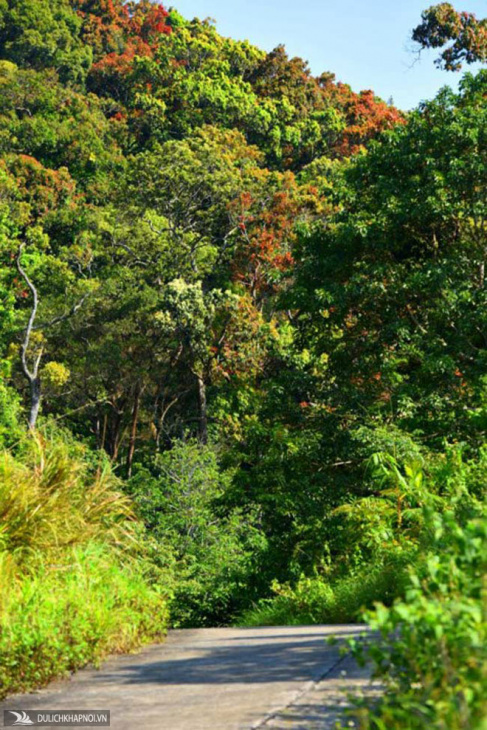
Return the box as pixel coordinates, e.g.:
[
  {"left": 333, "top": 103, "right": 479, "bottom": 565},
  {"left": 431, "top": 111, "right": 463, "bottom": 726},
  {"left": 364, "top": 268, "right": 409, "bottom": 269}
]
[
  {"left": 348, "top": 452, "right": 487, "bottom": 729},
  {"left": 0, "top": 0, "right": 486, "bottom": 723}
]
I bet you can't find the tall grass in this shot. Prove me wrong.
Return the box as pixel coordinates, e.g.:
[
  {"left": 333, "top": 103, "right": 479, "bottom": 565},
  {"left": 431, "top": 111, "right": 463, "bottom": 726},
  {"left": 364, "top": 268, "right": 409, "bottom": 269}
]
[
  {"left": 0, "top": 436, "right": 170, "bottom": 699},
  {"left": 0, "top": 439, "right": 135, "bottom": 559}
]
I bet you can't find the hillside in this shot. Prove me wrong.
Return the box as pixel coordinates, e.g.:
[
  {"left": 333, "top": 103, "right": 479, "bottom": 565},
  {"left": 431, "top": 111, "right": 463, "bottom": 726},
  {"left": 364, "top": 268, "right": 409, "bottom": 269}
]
[{"left": 0, "top": 2, "right": 486, "bottom": 727}]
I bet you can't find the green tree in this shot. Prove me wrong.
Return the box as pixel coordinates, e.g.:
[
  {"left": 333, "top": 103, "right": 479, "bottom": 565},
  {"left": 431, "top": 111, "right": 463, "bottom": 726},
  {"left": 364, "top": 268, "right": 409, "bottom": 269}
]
[
  {"left": 128, "top": 440, "right": 266, "bottom": 626},
  {"left": 413, "top": 3, "right": 487, "bottom": 70},
  {"left": 0, "top": 0, "right": 92, "bottom": 84},
  {"left": 294, "top": 71, "right": 487, "bottom": 450}
]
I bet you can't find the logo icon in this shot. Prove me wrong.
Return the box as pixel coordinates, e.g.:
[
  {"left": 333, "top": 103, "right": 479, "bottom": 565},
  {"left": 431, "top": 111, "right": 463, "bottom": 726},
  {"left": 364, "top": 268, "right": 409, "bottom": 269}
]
[{"left": 8, "top": 711, "right": 34, "bottom": 726}]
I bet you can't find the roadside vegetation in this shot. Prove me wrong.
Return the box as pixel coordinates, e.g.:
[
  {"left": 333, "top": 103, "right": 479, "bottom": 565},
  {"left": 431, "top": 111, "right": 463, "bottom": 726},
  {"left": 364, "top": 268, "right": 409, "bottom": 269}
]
[
  {"left": 0, "top": 434, "right": 170, "bottom": 699},
  {"left": 353, "top": 503, "right": 486, "bottom": 729}
]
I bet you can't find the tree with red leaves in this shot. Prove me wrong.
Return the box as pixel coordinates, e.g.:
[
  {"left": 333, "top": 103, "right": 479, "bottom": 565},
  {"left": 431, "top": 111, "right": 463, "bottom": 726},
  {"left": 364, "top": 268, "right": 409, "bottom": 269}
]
[
  {"left": 79, "top": 0, "right": 171, "bottom": 100},
  {"left": 230, "top": 174, "right": 321, "bottom": 302}
]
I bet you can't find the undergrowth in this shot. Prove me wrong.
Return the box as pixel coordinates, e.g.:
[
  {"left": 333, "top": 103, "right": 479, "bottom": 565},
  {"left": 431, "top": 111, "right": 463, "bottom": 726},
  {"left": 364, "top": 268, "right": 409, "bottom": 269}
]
[{"left": 238, "top": 552, "right": 411, "bottom": 627}]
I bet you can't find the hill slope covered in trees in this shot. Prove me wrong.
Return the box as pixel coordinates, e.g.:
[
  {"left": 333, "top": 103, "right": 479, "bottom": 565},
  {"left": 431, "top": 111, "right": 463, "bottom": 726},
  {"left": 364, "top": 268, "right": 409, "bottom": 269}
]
[{"left": 0, "top": 1, "right": 486, "bottom": 726}]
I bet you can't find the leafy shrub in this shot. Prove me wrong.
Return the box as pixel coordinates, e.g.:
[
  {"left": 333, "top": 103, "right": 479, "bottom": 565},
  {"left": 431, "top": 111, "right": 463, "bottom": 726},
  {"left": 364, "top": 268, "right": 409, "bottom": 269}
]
[
  {"left": 240, "top": 447, "right": 486, "bottom": 637},
  {"left": 332, "top": 448, "right": 487, "bottom": 729},
  {"left": 0, "top": 382, "right": 22, "bottom": 449},
  {"left": 239, "top": 549, "right": 411, "bottom": 627},
  {"left": 350, "top": 509, "right": 487, "bottom": 729}
]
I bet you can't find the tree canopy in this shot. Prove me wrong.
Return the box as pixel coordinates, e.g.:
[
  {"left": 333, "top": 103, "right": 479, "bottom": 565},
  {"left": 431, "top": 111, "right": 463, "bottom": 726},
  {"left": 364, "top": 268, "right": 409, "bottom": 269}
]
[{"left": 413, "top": 3, "right": 487, "bottom": 70}]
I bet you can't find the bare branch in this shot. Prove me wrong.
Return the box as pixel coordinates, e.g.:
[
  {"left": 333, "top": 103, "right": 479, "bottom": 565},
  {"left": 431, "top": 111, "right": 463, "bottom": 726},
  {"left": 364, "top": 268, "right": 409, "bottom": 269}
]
[
  {"left": 112, "top": 239, "right": 151, "bottom": 267},
  {"left": 33, "top": 294, "right": 88, "bottom": 331}
]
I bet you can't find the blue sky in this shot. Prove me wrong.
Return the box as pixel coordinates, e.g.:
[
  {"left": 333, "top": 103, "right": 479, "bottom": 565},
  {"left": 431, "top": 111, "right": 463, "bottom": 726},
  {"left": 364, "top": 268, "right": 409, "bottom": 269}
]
[{"left": 169, "top": 0, "right": 485, "bottom": 110}]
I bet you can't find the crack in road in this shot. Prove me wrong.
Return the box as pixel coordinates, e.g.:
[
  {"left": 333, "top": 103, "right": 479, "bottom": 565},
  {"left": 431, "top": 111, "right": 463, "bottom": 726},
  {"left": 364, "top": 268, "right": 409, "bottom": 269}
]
[{"left": 251, "top": 652, "right": 349, "bottom": 729}]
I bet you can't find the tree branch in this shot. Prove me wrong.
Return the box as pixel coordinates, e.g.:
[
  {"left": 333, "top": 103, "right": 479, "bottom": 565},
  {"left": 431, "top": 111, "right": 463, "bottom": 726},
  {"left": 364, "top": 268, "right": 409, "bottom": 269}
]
[
  {"left": 16, "top": 243, "right": 39, "bottom": 384},
  {"left": 33, "top": 294, "right": 88, "bottom": 331}
]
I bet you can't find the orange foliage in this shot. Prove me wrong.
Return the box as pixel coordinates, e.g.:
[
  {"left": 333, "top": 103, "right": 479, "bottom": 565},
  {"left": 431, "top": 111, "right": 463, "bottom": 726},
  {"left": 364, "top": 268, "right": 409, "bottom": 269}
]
[
  {"left": 78, "top": 0, "right": 171, "bottom": 92},
  {"left": 9, "top": 156, "right": 77, "bottom": 217},
  {"left": 321, "top": 78, "right": 405, "bottom": 156},
  {"left": 230, "top": 176, "right": 319, "bottom": 298}
]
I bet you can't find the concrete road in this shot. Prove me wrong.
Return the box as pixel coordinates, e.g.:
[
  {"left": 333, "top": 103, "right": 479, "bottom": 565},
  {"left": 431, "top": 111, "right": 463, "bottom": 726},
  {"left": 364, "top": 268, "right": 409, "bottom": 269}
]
[{"left": 1, "top": 626, "right": 378, "bottom": 730}]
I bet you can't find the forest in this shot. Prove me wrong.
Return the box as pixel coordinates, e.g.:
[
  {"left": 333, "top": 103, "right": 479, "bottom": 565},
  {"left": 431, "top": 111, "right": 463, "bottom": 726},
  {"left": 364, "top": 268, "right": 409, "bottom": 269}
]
[{"left": 0, "top": 1, "right": 486, "bottom": 727}]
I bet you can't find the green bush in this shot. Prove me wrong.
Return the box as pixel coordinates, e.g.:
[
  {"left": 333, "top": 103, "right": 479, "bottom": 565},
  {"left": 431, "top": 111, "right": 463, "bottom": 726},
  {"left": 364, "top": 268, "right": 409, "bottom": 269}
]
[
  {"left": 238, "top": 549, "right": 411, "bottom": 627},
  {"left": 0, "top": 381, "right": 22, "bottom": 449},
  {"left": 350, "top": 509, "right": 487, "bottom": 729},
  {"left": 335, "top": 447, "right": 487, "bottom": 730}
]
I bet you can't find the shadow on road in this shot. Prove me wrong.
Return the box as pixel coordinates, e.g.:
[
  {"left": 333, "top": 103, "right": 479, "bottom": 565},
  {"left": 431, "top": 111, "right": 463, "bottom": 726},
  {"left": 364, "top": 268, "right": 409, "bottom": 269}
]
[{"left": 91, "top": 630, "right": 367, "bottom": 687}]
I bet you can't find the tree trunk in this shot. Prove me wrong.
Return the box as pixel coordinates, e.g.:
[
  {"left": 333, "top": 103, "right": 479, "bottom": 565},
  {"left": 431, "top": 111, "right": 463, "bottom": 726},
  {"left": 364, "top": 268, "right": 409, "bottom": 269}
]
[
  {"left": 196, "top": 374, "right": 208, "bottom": 444},
  {"left": 16, "top": 243, "right": 87, "bottom": 432},
  {"left": 109, "top": 407, "right": 123, "bottom": 461},
  {"left": 28, "top": 377, "right": 41, "bottom": 431},
  {"left": 100, "top": 413, "right": 108, "bottom": 453},
  {"left": 17, "top": 244, "right": 42, "bottom": 431},
  {"left": 126, "top": 383, "right": 141, "bottom": 478}
]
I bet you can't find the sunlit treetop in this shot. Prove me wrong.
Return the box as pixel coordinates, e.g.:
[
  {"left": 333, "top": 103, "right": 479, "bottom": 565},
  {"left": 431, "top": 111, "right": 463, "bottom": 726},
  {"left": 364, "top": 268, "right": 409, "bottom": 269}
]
[{"left": 413, "top": 3, "right": 487, "bottom": 70}]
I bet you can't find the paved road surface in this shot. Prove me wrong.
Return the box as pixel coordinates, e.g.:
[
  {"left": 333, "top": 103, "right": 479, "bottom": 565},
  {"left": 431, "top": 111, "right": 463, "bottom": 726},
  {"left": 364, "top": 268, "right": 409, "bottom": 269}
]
[{"left": 1, "top": 626, "right": 379, "bottom": 730}]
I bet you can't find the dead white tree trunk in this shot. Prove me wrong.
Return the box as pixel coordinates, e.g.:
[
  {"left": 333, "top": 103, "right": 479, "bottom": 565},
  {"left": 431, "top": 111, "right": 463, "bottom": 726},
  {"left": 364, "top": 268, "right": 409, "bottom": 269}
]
[
  {"left": 16, "top": 244, "right": 87, "bottom": 430},
  {"left": 16, "top": 244, "right": 42, "bottom": 430}
]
